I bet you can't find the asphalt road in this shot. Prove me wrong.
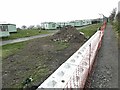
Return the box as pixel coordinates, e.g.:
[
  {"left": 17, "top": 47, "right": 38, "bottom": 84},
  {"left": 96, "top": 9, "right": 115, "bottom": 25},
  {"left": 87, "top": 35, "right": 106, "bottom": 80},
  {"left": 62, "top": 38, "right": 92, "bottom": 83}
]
[
  {"left": 0, "top": 33, "right": 56, "bottom": 46},
  {"left": 87, "top": 24, "right": 118, "bottom": 88}
]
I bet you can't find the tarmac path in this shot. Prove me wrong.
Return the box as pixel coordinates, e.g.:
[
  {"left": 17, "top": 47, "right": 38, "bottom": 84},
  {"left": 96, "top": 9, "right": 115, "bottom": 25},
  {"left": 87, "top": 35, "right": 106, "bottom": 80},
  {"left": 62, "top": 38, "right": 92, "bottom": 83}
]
[
  {"left": 0, "top": 33, "right": 53, "bottom": 46},
  {"left": 87, "top": 24, "right": 118, "bottom": 88}
]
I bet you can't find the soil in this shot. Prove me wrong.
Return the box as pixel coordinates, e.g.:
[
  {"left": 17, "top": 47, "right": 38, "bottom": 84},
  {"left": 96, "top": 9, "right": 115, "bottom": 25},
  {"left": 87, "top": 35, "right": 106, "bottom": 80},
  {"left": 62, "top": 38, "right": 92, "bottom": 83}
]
[
  {"left": 51, "top": 25, "right": 87, "bottom": 43},
  {"left": 2, "top": 26, "right": 87, "bottom": 89}
]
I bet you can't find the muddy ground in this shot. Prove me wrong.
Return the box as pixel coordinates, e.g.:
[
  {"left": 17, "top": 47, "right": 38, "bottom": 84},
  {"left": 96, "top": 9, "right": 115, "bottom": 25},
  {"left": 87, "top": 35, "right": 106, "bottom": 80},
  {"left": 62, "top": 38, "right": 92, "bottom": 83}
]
[{"left": 2, "top": 26, "right": 87, "bottom": 89}]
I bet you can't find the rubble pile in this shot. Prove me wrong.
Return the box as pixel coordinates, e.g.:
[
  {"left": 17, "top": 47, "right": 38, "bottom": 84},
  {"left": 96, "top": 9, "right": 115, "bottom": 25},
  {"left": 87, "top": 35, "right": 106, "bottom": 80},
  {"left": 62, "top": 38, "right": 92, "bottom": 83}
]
[{"left": 51, "top": 25, "right": 87, "bottom": 43}]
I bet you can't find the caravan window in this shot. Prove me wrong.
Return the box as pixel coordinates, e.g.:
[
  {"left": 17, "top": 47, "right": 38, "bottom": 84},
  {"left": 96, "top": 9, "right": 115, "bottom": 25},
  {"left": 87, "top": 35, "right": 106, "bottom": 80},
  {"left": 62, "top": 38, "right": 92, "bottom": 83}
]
[
  {"left": 2, "top": 25, "right": 8, "bottom": 31},
  {"left": 52, "top": 24, "right": 55, "bottom": 27}
]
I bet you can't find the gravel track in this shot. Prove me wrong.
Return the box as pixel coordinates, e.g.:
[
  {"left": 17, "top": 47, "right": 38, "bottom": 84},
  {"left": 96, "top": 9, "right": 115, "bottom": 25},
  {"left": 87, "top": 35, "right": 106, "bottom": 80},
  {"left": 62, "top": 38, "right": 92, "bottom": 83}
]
[{"left": 85, "top": 24, "right": 119, "bottom": 89}]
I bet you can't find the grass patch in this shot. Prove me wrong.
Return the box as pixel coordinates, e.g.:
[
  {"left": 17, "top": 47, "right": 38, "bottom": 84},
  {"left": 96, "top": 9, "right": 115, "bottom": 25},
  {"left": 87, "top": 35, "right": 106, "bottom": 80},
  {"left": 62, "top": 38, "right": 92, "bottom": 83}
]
[
  {"left": 78, "top": 23, "right": 102, "bottom": 38},
  {"left": 1, "top": 37, "right": 69, "bottom": 60},
  {"left": 1, "top": 41, "right": 28, "bottom": 59},
  {"left": 1, "top": 29, "right": 53, "bottom": 41},
  {"left": 15, "top": 65, "right": 50, "bottom": 89},
  {"left": 54, "top": 41, "right": 69, "bottom": 51}
]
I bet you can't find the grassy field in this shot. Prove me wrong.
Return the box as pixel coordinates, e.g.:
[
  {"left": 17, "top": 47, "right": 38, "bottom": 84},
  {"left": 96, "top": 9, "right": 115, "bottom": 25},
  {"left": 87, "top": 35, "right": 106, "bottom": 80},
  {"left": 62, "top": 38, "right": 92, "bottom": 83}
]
[
  {"left": 1, "top": 24, "right": 102, "bottom": 41},
  {"left": 78, "top": 23, "right": 102, "bottom": 39},
  {"left": 1, "top": 38, "right": 69, "bottom": 59},
  {"left": 1, "top": 29, "right": 54, "bottom": 41},
  {"left": 1, "top": 41, "right": 29, "bottom": 59},
  {"left": 2, "top": 23, "right": 102, "bottom": 59}
]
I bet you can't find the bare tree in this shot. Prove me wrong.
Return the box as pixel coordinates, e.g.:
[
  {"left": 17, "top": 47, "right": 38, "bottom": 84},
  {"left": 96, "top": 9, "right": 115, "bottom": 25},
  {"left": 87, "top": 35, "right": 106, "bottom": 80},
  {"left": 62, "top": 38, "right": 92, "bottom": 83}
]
[
  {"left": 17, "top": 27, "right": 21, "bottom": 30},
  {"left": 28, "top": 25, "right": 34, "bottom": 29},
  {"left": 109, "top": 8, "right": 117, "bottom": 22},
  {"left": 21, "top": 25, "right": 27, "bottom": 30},
  {"left": 36, "top": 25, "right": 41, "bottom": 30}
]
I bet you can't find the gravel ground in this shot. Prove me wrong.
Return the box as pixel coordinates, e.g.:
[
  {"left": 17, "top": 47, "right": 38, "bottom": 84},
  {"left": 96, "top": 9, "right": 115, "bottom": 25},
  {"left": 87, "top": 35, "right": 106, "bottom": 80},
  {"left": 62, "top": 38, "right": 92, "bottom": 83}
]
[{"left": 85, "top": 24, "right": 119, "bottom": 89}]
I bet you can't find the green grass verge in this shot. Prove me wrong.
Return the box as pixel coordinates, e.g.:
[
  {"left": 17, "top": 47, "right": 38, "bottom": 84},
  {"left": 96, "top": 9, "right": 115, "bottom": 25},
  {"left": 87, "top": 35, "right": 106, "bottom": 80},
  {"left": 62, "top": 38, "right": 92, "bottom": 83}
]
[
  {"left": 1, "top": 24, "right": 102, "bottom": 59},
  {"left": 78, "top": 23, "right": 102, "bottom": 38},
  {"left": 1, "top": 41, "right": 28, "bottom": 59},
  {"left": 15, "top": 64, "right": 50, "bottom": 89},
  {"left": 1, "top": 38, "right": 69, "bottom": 60},
  {"left": 1, "top": 29, "right": 53, "bottom": 41}
]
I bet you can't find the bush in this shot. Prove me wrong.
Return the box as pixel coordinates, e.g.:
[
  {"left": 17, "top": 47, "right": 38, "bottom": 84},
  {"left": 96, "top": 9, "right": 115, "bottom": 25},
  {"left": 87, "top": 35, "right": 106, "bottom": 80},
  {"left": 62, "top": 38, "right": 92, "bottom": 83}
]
[
  {"left": 112, "top": 12, "right": 120, "bottom": 34},
  {"left": 116, "top": 12, "right": 120, "bottom": 33}
]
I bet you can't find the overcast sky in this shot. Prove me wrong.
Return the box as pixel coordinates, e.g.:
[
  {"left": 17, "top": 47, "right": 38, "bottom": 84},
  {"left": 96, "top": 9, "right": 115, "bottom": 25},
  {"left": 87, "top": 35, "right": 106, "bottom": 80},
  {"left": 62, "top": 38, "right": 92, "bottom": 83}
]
[{"left": 0, "top": 0, "right": 119, "bottom": 27}]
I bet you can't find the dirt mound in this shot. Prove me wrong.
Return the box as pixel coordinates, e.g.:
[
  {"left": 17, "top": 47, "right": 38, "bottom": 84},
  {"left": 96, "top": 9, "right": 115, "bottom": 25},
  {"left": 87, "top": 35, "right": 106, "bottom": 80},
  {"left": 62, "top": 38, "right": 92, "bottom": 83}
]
[{"left": 51, "top": 25, "right": 87, "bottom": 43}]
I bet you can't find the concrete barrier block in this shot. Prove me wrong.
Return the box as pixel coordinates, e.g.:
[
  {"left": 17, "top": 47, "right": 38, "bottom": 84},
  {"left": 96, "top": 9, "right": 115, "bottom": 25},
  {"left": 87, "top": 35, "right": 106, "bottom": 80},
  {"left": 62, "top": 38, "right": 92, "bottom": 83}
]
[
  {"left": 64, "top": 66, "right": 89, "bottom": 88},
  {"left": 37, "top": 31, "right": 103, "bottom": 89},
  {"left": 38, "top": 63, "right": 77, "bottom": 88}
]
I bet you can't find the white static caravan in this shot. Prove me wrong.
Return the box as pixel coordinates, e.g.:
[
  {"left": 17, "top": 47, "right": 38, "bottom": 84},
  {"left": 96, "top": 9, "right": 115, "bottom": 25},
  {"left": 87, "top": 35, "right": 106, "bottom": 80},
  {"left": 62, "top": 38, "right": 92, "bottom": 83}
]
[
  {"left": 64, "top": 22, "right": 70, "bottom": 26},
  {"left": 56, "top": 22, "right": 62, "bottom": 28},
  {"left": 0, "top": 24, "right": 10, "bottom": 37},
  {"left": 41, "top": 22, "right": 56, "bottom": 30},
  {"left": 86, "top": 19, "right": 92, "bottom": 25},
  {"left": 82, "top": 20, "right": 87, "bottom": 26},
  {"left": 69, "top": 21, "right": 75, "bottom": 27},
  {"left": 56, "top": 22, "right": 61, "bottom": 28},
  {"left": 82, "top": 20, "right": 91, "bottom": 26},
  {"left": 60, "top": 22, "right": 66, "bottom": 27},
  {"left": 56, "top": 22, "right": 64, "bottom": 28},
  {"left": 7, "top": 24, "right": 17, "bottom": 33},
  {"left": 56, "top": 22, "right": 68, "bottom": 28},
  {"left": 74, "top": 20, "right": 83, "bottom": 27}
]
